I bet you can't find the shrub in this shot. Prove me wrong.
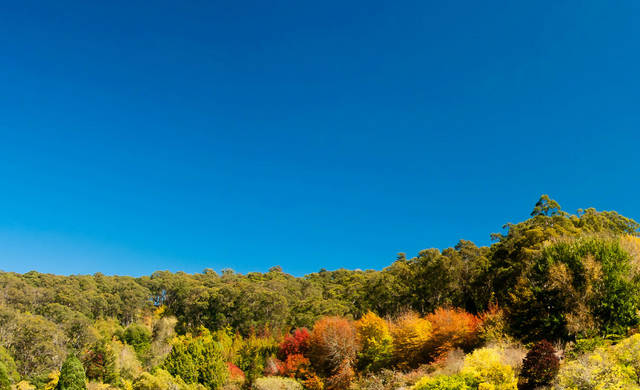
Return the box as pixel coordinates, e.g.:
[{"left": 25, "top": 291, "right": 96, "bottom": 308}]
[
  {"left": 390, "top": 312, "right": 432, "bottom": 367},
  {"left": 459, "top": 348, "right": 517, "bottom": 390},
  {"left": 412, "top": 374, "right": 471, "bottom": 390},
  {"left": 279, "top": 329, "right": 311, "bottom": 360},
  {"left": 565, "top": 337, "right": 609, "bottom": 360},
  {"left": 44, "top": 371, "right": 60, "bottom": 390},
  {"left": 57, "top": 355, "right": 87, "bottom": 390},
  {"left": 324, "top": 360, "right": 354, "bottom": 390},
  {"left": 301, "top": 375, "right": 323, "bottom": 390},
  {"left": 0, "top": 346, "right": 18, "bottom": 385},
  {"left": 355, "top": 312, "right": 393, "bottom": 372},
  {"left": 226, "top": 363, "right": 244, "bottom": 381},
  {"left": 252, "top": 377, "right": 302, "bottom": 390},
  {"left": 518, "top": 340, "right": 559, "bottom": 389},
  {"left": 132, "top": 369, "right": 203, "bottom": 390},
  {"left": 612, "top": 334, "right": 640, "bottom": 385},
  {"left": 555, "top": 348, "right": 635, "bottom": 390},
  {"left": 278, "top": 355, "right": 311, "bottom": 378},
  {"left": 508, "top": 237, "right": 640, "bottom": 341},
  {"left": 425, "top": 308, "right": 481, "bottom": 361}
]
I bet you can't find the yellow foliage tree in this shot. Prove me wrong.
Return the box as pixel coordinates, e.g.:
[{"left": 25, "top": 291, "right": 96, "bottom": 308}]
[
  {"left": 390, "top": 312, "right": 432, "bottom": 367},
  {"left": 354, "top": 312, "right": 393, "bottom": 372}
]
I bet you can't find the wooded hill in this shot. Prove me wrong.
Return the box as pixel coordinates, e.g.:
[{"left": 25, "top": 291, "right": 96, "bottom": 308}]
[{"left": 2, "top": 195, "right": 640, "bottom": 390}]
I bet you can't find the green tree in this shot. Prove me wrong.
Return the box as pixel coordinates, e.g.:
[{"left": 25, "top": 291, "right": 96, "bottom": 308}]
[
  {"left": 163, "top": 329, "right": 228, "bottom": 390},
  {"left": 124, "top": 324, "right": 152, "bottom": 361},
  {"left": 56, "top": 356, "right": 86, "bottom": 390},
  {"left": 0, "top": 362, "right": 11, "bottom": 390}
]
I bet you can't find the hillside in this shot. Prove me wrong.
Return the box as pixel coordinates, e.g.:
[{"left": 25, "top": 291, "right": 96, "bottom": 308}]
[{"left": 2, "top": 195, "right": 640, "bottom": 390}]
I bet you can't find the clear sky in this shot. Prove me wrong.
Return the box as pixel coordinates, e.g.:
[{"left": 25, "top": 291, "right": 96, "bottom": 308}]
[{"left": 1, "top": 1, "right": 639, "bottom": 276}]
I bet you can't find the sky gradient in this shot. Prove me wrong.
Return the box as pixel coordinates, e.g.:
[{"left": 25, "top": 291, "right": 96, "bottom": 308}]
[{"left": 1, "top": 1, "right": 640, "bottom": 276}]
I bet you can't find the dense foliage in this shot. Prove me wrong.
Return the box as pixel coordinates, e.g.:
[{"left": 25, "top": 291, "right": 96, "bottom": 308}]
[{"left": 2, "top": 196, "right": 640, "bottom": 390}]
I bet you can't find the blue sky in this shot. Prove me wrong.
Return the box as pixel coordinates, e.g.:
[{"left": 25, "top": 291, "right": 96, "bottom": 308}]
[{"left": 1, "top": 1, "right": 639, "bottom": 276}]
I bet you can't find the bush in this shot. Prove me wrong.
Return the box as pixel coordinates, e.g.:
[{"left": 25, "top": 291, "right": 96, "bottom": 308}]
[
  {"left": 555, "top": 348, "right": 635, "bottom": 390},
  {"left": 355, "top": 312, "right": 393, "bottom": 372},
  {"left": 518, "top": 340, "right": 559, "bottom": 389},
  {"left": 412, "top": 374, "right": 471, "bottom": 390},
  {"left": 459, "top": 348, "right": 517, "bottom": 390},
  {"left": 613, "top": 334, "right": 640, "bottom": 381},
  {"left": 132, "top": 369, "right": 204, "bottom": 390},
  {"left": 57, "top": 355, "right": 87, "bottom": 390},
  {"left": 0, "top": 346, "right": 18, "bottom": 385},
  {"left": 278, "top": 355, "right": 311, "bottom": 378},
  {"left": 252, "top": 377, "right": 302, "bottom": 390}
]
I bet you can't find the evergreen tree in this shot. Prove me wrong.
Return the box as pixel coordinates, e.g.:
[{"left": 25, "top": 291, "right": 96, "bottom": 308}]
[
  {"left": 56, "top": 356, "right": 86, "bottom": 390},
  {"left": 0, "top": 362, "right": 11, "bottom": 390}
]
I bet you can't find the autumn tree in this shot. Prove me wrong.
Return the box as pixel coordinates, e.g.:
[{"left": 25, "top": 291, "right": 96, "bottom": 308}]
[
  {"left": 354, "top": 312, "right": 393, "bottom": 372},
  {"left": 519, "top": 340, "right": 559, "bottom": 390},
  {"left": 309, "top": 317, "right": 359, "bottom": 390},
  {"left": 278, "top": 328, "right": 311, "bottom": 360},
  {"left": 424, "top": 308, "right": 481, "bottom": 360},
  {"left": 82, "top": 339, "right": 118, "bottom": 384},
  {"left": 390, "top": 312, "right": 432, "bottom": 367}
]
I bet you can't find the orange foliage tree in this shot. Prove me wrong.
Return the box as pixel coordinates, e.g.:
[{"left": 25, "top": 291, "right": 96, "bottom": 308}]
[
  {"left": 309, "top": 317, "right": 359, "bottom": 390},
  {"left": 424, "top": 308, "right": 482, "bottom": 361}
]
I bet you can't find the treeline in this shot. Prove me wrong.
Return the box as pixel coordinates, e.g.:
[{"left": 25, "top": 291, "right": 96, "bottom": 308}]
[{"left": 2, "top": 195, "right": 640, "bottom": 390}]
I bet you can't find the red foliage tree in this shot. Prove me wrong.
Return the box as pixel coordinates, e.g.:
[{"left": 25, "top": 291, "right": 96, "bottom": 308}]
[
  {"left": 278, "top": 328, "right": 311, "bottom": 359},
  {"left": 519, "top": 340, "right": 559, "bottom": 390}
]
